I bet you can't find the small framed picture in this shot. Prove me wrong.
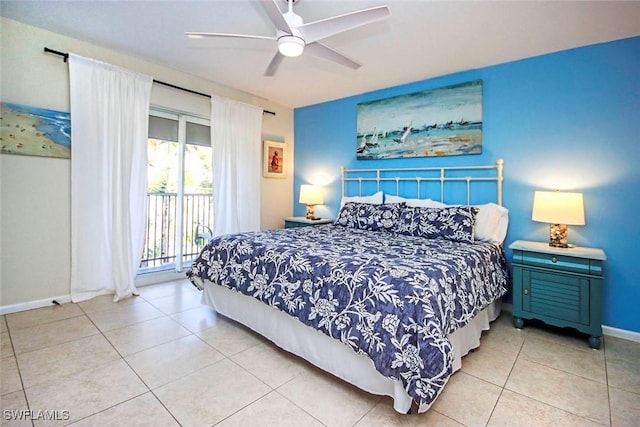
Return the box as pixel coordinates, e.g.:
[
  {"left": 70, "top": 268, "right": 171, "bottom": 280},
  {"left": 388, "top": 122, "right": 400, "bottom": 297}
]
[{"left": 263, "top": 140, "right": 286, "bottom": 178}]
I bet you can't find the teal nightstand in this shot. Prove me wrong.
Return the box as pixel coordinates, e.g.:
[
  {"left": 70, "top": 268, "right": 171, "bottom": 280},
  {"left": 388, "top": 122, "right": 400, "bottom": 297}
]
[
  {"left": 509, "top": 240, "right": 606, "bottom": 349},
  {"left": 284, "top": 217, "right": 333, "bottom": 228}
]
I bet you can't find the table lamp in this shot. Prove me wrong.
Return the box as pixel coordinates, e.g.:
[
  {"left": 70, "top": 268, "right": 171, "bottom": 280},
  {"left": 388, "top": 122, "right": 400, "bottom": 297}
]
[
  {"left": 532, "top": 190, "right": 585, "bottom": 248},
  {"left": 299, "top": 185, "right": 324, "bottom": 220}
]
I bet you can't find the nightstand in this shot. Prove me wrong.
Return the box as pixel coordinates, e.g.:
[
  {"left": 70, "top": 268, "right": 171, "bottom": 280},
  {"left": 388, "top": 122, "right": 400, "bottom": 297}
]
[
  {"left": 509, "top": 240, "right": 606, "bottom": 349},
  {"left": 284, "top": 217, "right": 333, "bottom": 228}
]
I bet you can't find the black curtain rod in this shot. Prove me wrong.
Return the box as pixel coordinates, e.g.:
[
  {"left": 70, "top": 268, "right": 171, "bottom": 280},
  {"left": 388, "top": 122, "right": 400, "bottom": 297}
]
[{"left": 44, "top": 47, "right": 276, "bottom": 116}]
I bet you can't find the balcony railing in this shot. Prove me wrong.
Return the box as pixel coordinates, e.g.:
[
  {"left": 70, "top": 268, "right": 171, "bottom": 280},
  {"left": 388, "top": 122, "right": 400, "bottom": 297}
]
[{"left": 140, "top": 192, "right": 213, "bottom": 271}]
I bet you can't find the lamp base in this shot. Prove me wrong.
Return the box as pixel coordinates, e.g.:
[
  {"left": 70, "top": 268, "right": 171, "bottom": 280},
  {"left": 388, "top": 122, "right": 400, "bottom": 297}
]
[
  {"left": 549, "top": 223, "right": 569, "bottom": 248},
  {"left": 305, "top": 204, "right": 316, "bottom": 220}
]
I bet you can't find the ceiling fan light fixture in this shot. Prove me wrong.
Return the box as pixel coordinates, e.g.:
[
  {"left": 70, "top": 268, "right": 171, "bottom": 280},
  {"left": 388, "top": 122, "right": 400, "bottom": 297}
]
[{"left": 278, "top": 35, "right": 305, "bottom": 57}]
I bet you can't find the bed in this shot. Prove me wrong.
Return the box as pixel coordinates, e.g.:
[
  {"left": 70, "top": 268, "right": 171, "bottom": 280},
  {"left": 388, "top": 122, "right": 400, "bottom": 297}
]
[{"left": 188, "top": 159, "right": 509, "bottom": 414}]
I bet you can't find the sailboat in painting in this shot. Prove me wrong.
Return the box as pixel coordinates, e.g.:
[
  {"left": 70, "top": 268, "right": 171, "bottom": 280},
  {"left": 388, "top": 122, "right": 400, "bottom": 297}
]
[
  {"left": 393, "top": 122, "right": 412, "bottom": 144},
  {"left": 357, "top": 127, "right": 380, "bottom": 154}
]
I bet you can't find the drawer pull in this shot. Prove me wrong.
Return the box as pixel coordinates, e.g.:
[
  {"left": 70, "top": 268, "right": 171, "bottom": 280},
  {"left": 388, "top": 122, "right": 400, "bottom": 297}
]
[
  {"left": 551, "top": 257, "right": 557, "bottom": 263},
  {"left": 524, "top": 289, "right": 529, "bottom": 295}
]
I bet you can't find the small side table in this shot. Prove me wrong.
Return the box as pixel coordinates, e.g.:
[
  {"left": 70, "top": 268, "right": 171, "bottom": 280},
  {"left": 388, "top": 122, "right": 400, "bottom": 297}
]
[
  {"left": 284, "top": 217, "right": 333, "bottom": 228},
  {"left": 509, "top": 240, "right": 606, "bottom": 349}
]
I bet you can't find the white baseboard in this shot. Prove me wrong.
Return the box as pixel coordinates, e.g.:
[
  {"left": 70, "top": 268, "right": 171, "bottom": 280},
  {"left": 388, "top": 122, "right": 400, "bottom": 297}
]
[
  {"left": 0, "top": 273, "right": 185, "bottom": 315},
  {"left": 0, "top": 295, "right": 72, "bottom": 315},
  {"left": 135, "top": 270, "right": 186, "bottom": 287},
  {"left": 602, "top": 325, "right": 640, "bottom": 343}
]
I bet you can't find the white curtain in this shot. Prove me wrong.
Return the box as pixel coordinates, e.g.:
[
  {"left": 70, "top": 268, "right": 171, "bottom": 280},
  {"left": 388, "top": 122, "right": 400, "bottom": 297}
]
[
  {"left": 210, "top": 96, "right": 263, "bottom": 235},
  {"left": 69, "top": 54, "right": 152, "bottom": 302}
]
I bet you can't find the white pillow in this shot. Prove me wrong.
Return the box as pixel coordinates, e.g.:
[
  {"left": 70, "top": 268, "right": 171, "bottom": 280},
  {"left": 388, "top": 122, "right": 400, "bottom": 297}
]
[
  {"left": 340, "top": 191, "right": 383, "bottom": 207},
  {"left": 384, "top": 194, "right": 446, "bottom": 208},
  {"left": 384, "top": 194, "right": 406, "bottom": 204},
  {"left": 474, "top": 203, "right": 509, "bottom": 244},
  {"left": 409, "top": 198, "right": 446, "bottom": 208}
]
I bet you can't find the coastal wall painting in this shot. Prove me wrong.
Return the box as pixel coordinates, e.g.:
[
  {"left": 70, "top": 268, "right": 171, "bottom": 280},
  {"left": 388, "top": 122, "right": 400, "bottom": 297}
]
[
  {"left": 356, "top": 80, "right": 482, "bottom": 159},
  {"left": 1, "top": 102, "right": 71, "bottom": 159}
]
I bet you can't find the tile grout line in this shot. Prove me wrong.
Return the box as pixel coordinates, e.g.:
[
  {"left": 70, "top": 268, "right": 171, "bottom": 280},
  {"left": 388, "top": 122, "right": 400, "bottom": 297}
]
[
  {"left": 4, "top": 321, "right": 34, "bottom": 427},
  {"left": 220, "top": 340, "right": 331, "bottom": 426},
  {"left": 153, "top": 347, "right": 272, "bottom": 426},
  {"left": 504, "top": 329, "right": 611, "bottom": 426},
  {"left": 78, "top": 294, "right": 185, "bottom": 426},
  {"left": 270, "top": 389, "right": 329, "bottom": 427},
  {"left": 484, "top": 325, "right": 526, "bottom": 426},
  {"left": 604, "top": 336, "right": 612, "bottom": 427}
]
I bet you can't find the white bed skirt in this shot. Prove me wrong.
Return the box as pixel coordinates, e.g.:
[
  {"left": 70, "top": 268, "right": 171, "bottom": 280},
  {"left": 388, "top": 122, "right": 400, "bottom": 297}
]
[{"left": 202, "top": 282, "right": 501, "bottom": 414}]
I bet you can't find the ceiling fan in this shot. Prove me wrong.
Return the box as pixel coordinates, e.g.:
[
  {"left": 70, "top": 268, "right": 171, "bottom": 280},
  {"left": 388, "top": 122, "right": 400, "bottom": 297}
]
[{"left": 186, "top": 0, "right": 390, "bottom": 76}]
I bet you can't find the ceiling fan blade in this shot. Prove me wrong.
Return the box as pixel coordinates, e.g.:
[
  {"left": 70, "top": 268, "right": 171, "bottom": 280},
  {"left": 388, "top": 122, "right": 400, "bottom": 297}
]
[
  {"left": 186, "top": 32, "right": 275, "bottom": 40},
  {"left": 264, "top": 51, "right": 286, "bottom": 76},
  {"left": 304, "top": 42, "right": 360, "bottom": 70},
  {"left": 259, "top": 0, "right": 292, "bottom": 32},
  {"left": 296, "top": 5, "right": 390, "bottom": 44}
]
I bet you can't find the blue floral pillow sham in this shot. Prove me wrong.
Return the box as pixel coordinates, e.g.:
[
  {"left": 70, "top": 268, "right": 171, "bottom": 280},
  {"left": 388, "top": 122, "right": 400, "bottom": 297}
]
[
  {"left": 395, "top": 206, "right": 479, "bottom": 243},
  {"left": 335, "top": 202, "right": 403, "bottom": 232}
]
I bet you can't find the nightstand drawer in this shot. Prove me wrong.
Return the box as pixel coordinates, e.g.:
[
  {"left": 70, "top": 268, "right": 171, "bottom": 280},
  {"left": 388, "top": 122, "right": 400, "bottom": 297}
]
[{"left": 513, "top": 250, "right": 595, "bottom": 275}]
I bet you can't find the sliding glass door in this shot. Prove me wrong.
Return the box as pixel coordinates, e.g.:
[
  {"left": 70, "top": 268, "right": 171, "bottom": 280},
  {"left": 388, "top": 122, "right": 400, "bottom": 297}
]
[{"left": 140, "top": 110, "right": 212, "bottom": 273}]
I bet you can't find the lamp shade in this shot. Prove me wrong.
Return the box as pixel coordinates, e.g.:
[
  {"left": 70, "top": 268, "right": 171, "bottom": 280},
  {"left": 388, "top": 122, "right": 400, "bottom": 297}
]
[
  {"left": 532, "top": 191, "right": 585, "bottom": 225},
  {"left": 299, "top": 184, "right": 323, "bottom": 205}
]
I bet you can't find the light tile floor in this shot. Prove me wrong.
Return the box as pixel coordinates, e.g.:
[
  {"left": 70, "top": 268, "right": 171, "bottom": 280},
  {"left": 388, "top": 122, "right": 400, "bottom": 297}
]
[{"left": 1, "top": 279, "right": 639, "bottom": 426}]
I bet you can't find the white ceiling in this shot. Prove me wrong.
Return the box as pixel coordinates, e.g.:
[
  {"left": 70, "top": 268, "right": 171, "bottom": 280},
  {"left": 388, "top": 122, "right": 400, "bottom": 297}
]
[{"left": 3, "top": 1, "right": 640, "bottom": 108}]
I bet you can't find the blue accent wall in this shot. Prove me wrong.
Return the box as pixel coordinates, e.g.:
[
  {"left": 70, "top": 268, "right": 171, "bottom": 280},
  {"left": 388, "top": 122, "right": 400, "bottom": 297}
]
[{"left": 293, "top": 36, "right": 640, "bottom": 333}]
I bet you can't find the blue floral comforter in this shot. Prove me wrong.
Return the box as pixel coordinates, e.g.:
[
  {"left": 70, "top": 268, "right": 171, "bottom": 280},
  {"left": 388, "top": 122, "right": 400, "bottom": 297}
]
[{"left": 187, "top": 224, "right": 508, "bottom": 408}]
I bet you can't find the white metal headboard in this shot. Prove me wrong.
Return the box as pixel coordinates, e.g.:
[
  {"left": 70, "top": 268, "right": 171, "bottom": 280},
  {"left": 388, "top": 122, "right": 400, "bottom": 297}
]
[{"left": 341, "top": 158, "right": 504, "bottom": 206}]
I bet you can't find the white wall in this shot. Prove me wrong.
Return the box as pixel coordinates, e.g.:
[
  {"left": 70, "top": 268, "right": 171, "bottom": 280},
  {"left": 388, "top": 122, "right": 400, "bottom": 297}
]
[{"left": 0, "top": 18, "right": 294, "bottom": 310}]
